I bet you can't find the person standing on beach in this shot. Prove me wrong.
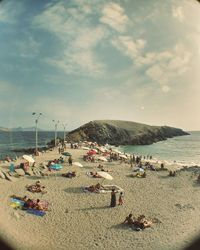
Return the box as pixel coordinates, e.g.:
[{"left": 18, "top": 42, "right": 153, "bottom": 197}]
[
  {"left": 68, "top": 156, "right": 73, "bottom": 166},
  {"left": 110, "top": 189, "right": 116, "bottom": 207},
  {"left": 118, "top": 192, "right": 124, "bottom": 205}
]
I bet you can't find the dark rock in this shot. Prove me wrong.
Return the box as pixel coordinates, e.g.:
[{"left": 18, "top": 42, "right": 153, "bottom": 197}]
[{"left": 66, "top": 120, "right": 189, "bottom": 146}]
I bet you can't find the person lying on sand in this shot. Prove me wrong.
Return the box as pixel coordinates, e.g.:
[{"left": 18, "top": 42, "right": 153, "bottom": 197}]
[
  {"left": 85, "top": 183, "right": 102, "bottom": 192},
  {"left": 11, "top": 195, "right": 28, "bottom": 202},
  {"left": 89, "top": 172, "right": 102, "bottom": 178},
  {"left": 62, "top": 171, "right": 76, "bottom": 178},
  {"left": 123, "top": 214, "right": 153, "bottom": 230},
  {"left": 130, "top": 171, "right": 146, "bottom": 178},
  {"left": 26, "top": 181, "right": 47, "bottom": 193}
]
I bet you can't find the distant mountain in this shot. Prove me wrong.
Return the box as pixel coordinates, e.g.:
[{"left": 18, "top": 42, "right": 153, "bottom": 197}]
[
  {"left": 66, "top": 120, "right": 189, "bottom": 145},
  {"left": 11, "top": 127, "right": 44, "bottom": 132}
]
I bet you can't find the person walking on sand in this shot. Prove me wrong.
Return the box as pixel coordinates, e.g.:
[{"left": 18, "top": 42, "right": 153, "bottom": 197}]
[
  {"left": 68, "top": 156, "right": 73, "bottom": 166},
  {"left": 118, "top": 192, "right": 124, "bottom": 205},
  {"left": 110, "top": 189, "right": 116, "bottom": 207}
]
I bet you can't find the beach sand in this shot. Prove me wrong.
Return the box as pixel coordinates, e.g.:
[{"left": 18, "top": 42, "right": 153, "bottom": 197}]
[{"left": 0, "top": 147, "right": 200, "bottom": 250}]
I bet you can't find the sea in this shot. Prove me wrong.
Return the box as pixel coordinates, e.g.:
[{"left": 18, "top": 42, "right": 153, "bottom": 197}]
[
  {"left": 120, "top": 131, "right": 200, "bottom": 166},
  {"left": 0, "top": 131, "right": 63, "bottom": 160},
  {"left": 0, "top": 131, "right": 200, "bottom": 166}
]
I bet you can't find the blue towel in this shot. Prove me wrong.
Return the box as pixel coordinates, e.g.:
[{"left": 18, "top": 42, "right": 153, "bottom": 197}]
[
  {"left": 26, "top": 209, "right": 46, "bottom": 217},
  {"left": 10, "top": 198, "right": 25, "bottom": 206}
]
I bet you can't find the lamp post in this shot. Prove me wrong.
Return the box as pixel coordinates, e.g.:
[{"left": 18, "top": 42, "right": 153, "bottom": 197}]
[
  {"left": 62, "top": 124, "right": 67, "bottom": 143},
  {"left": 52, "top": 120, "right": 59, "bottom": 147},
  {"left": 32, "top": 112, "right": 42, "bottom": 154}
]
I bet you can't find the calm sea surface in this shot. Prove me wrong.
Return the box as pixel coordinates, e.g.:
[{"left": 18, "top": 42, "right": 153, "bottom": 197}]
[
  {"left": 120, "top": 131, "right": 200, "bottom": 166},
  {"left": 0, "top": 131, "right": 63, "bottom": 159},
  {"left": 1, "top": 131, "right": 200, "bottom": 166}
]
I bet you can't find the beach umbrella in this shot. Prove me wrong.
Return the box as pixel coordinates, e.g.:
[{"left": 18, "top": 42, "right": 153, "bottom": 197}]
[
  {"left": 119, "top": 154, "right": 127, "bottom": 159},
  {"left": 22, "top": 155, "right": 35, "bottom": 163},
  {"left": 82, "top": 147, "right": 90, "bottom": 150},
  {"left": 97, "top": 147, "right": 106, "bottom": 153},
  {"left": 73, "top": 162, "right": 83, "bottom": 168},
  {"left": 112, "top": 149, "right": 122, "bottom": 154},
  {"left": 97, "top": 156, "right": 108, "bottom": 162},
  {"left": 97, "top": 171, "right": 113, "bottom": 180},
  {"left": 87, "top": 150, "right": 96, "bottom": 155},
  {"left": 62, "top": 152, "right": 71, "bottom": 156}
]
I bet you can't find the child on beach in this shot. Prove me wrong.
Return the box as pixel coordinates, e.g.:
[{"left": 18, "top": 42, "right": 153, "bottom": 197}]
[{"left": 118, "top": 192, "right": 124, "bottom": 205}]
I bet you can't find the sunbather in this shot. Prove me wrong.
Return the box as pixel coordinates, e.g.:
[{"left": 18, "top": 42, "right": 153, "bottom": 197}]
[
  {"left": 85, "top": 183, "right": 102, "bottom": 192},
  {"left": 123, "top": 214, "right": 134, "bottom": 225},
  {"left": 26, "top": 181, "right": 47, "bottom": 193},
  {"left": 62, "top": 171, "right": 76, "bottom": 178},
  {"left": 123, "top": 214, "right": 153, "bottom": 230}
]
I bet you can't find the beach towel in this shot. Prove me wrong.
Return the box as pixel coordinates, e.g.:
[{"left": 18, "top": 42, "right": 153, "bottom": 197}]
[
  {"left": 49, "top": 164, "right": 63, "bottom": 170},
  {"left": 26, "top": 209, "right": 46, "bottom": 217},
  {"left": 10, "top": 198, "right": 25, "bottom": 206}
]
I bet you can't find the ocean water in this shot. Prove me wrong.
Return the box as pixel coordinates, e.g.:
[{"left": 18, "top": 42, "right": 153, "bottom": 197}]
[
  {"left": 120, "top": 131, "right": 200, "bottom": 166},
  {"left": 0, "top": 131, "right": 64, "bottom": 159}
]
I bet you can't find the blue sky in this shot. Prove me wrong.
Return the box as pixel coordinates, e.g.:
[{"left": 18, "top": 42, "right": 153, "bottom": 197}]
[{"left": 0, "top": 0, "right": 200, "bottom": 131}]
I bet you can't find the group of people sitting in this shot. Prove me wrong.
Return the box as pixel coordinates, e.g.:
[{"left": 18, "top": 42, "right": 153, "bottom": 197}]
[
  {"left": 47, "top": 157, "right": 64, "bottom": 167},
  {"left": 62, "top": 171, "right": 76, "bottom": 178},
  {"left": 11, "top": 195, "right": 48, "bottom": 211},
  {"left": 169, "top": 170, "right": 176, "bottom": 177},
  {"left": 123, "top": 214, "right": 153, "bottom": 231},
  {"left": 26, "top": 181, "right": 47, "bottom": 193}
]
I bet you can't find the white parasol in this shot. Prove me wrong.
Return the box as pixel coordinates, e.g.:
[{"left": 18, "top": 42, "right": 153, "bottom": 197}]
[
  {"left": 82, "top": 147, "right": 90, "bottom": 150},
  {"left": 73, "top": 162, "right": 83, "bottom": 168},
  {"left": 119, "top": 154, "right": 127, "bottom": 159},
  {"left": 97, "top": 171, "right": 113, "bottom": 180},
  {"left": 97, "top": 156, "right": 108, "bottom": 162},
  {"left": 22, "top": 155, "right": 35, "bottom": 163}
]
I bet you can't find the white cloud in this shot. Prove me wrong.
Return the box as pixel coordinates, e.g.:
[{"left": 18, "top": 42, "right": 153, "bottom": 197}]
[
  {"left": 33, "top": 2, "right": 107, "bottom": 77},
  {"left": 145, "top": 43, "right": 191, "bottom": 89},
  {"left": 112, "top": 36, "right": 146, "bottom": 60},
  {"left": 73, "top": 27, "right": 106, "bottom": 49},
  {"left": 172, "top": 6, "right": 184, "bottom": 22},
  {"left": 100, "top": 2, "right": 129, "bottom": 32},
  {"left": 47, "top": 50, "right": 105, "bottom": 77}
]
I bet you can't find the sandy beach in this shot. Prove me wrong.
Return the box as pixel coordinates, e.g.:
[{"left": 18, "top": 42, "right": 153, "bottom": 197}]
[{"left": 0, "top": 147, "right": 200, "bottom": 250}]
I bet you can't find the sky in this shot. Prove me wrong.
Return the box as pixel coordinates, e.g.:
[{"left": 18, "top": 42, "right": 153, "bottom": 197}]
[{"left": 0, "top": 0, "right": 200, "bottom": 131}]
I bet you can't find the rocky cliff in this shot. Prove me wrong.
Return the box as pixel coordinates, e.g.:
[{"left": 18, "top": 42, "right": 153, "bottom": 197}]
[{"left": 66, "top": 120, "right": 189, "bottom": 146}]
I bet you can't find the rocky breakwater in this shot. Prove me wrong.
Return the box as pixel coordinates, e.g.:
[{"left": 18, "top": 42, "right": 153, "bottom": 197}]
[{"left": 66, "top": 120, "right": 189, "bottom": 146}]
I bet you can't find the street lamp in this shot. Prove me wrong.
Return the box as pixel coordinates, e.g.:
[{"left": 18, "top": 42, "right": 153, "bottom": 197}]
[
  {"left": 62, "top": 123, "right": 67, "bottom": 143},
  {"left": 52, "top": 120, "right": 59, "bottom": 147},
  {"left": 32, "top": 112, "right": 42, "bottom": 155}
]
